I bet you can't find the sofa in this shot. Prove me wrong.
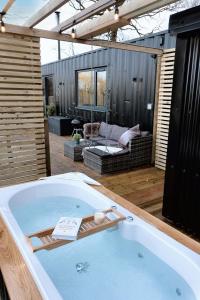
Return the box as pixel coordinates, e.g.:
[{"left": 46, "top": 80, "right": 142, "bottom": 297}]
[{"left": 83, "top": 122, "right": 152, "bottom": 174}]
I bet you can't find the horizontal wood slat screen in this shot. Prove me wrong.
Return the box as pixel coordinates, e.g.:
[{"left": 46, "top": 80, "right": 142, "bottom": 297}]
[
  {"left": 0, "top": 33, "right": 46, "bottom": 187},
  {"left": 155, "top": 49, "right": 175, "bottom": 171}
]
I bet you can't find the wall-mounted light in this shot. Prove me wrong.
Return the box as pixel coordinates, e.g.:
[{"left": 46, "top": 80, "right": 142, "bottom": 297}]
[
  {"left": 0, "top": 20, "right": 5, "bottom": 33},
  {"left": 0, "top": 12, "right": 6, "bottom": 33},
  {"left": 71, "top": 28, "right": 76, "bottom": 39},
  {"left": 159, "top": 36, "right": 165, "bottom": 46},
  {"left": 151, "top": 54, "right": 157, "bottom": 59},
  {"left": 114, "top": 6, "right": 119, "bottom": 21}
]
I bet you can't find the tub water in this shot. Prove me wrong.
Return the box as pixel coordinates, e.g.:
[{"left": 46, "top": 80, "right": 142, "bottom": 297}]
[
  {"left": 10, "top": 195, "right": 94, "bottom": 235},
  {"left": 1, "top": 178, "right": 200, "bottom": 300}
]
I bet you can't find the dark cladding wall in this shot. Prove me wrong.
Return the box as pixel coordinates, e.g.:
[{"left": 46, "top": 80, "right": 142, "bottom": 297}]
[
  {"left": 42, "top": 31, "right": 176, "bottom": 131},
  {"left": 163, "top": 6, "right": 200, "bottom": 235}
]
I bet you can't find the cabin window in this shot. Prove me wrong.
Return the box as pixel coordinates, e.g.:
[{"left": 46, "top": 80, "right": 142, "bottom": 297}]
[
  {"left": 77, "top": 68, "right": 107, "bottom": 109},
  {"left": 77, "top": 71, "right": 94, "bottom": 106}
]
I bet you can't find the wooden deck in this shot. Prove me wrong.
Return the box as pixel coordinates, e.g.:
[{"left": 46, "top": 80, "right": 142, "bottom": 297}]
[
  {"left": 49, "top": 133, "right": 164, "bottom": 217},
  {"left": 49, "top": 133, "right": 200, "bottom": 244},
  {"left": 0, "top": 133, "right": 199, "bottom": 300}
]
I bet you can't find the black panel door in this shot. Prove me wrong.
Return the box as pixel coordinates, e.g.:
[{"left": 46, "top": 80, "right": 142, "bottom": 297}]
[{"left": 163, "top": 31, "right": 200, "bottom": 235}]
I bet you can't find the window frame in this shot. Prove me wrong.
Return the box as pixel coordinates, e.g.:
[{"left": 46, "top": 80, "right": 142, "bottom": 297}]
[{"left": 76, "top": 67, "right": 107, "bottom": 111}]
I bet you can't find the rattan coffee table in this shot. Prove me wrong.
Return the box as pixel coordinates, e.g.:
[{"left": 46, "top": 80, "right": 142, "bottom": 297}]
[{"left": 64, "top": 140, "right": 90, "bottom": 161}]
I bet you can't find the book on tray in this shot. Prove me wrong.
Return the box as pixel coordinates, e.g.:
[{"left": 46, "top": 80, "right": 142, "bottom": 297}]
[{"left": 52, "top": 217, "right": 82, "bottom": 240}]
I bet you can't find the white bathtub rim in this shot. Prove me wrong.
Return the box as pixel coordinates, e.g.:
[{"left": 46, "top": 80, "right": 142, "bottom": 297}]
[
  {"left": 0, "top": 179, "right": 115, "bottom": 300},
  {"left": 0, "top": 179, "right": 102, "bottom": 300},
  {"left": 119, "top": 221, "right": 200, "bottom": 296},
  {"left": 3, "top": 178, "right": 200, "bottom": 265},
  {"left": 0, "top": 207, "right": 62, "bottom": 300},
  {"left": 0, "top": 178, "right": 200, "bottom": 299}
]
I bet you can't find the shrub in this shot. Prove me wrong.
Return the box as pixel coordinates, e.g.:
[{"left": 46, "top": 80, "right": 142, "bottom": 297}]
[{"left": 47, "top": 103, "right": 56, "bottom": 116}]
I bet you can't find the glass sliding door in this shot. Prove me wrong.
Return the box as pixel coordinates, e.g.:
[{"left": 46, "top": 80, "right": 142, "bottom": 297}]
[
  {"left": 77, "top": 70, "right": 94, "bottom": 106},
  {"left": 96, "top": 69, "right": 106, "bottom": 107}
]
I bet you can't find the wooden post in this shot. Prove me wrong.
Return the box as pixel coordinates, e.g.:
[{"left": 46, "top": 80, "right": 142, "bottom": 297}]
[
  {"left": 1, "top": 0, "right": 15, "bottom": 14},
  {"left": 44, "top": 118, "right": 51, "bottom": 176},
  {"left": 70, "top": 0, "right": 178, "bottom": 38},
  {"left": 152, "top": 54, "right": 162, "bottom": 164},
  {"left": 0, "top": 216, "right": 42, "bottom": 299},
  {"left": 24, "top": 0, "right": 70, "bottom": 28},
  {"left": 4, "top": 24, "right": 163, "bottom": 55},
  {"left": 0, "top": 33, "right": 47, "bottom": 186},
  {"left": 154, "top": 49, "right": 175, "bottom": 170}
]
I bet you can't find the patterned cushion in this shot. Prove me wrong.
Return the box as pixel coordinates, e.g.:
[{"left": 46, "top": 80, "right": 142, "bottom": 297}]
[{"left": 83, "top": 122, "right": 100, "bottom": 138}]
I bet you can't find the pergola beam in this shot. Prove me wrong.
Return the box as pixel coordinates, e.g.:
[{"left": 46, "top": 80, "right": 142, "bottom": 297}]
[
  {"left": 71, "top": 0, "right": 178, "bottom": 38},
  {"left": 24, "top": 0, "right": 70, "bottom": 28},
  {"left": 1, "top": 0, "right": 15, "bottom": 14},
  {"left": 4, "top": 23, "right": 163, "bottom": 55},
  {"left": 53, "top": 0, "right": 117, "bottom": 32}
]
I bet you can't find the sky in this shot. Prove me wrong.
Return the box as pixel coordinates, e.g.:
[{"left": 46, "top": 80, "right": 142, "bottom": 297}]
[{"left": 1, "top": 0, "right": 188, "bottom": 65}]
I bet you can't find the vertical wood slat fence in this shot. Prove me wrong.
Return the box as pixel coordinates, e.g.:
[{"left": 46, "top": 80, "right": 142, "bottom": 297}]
[
  {"left": 0, "top": 33, "right": 46, "bottom": 187},
  {"left": 155, "top": 49, "right": 175, "bottom": 170}
]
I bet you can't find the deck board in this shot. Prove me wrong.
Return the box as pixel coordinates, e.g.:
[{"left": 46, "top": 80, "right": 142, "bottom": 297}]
[
  {"left": 49, "top": 133, "right": 164, "bottom": 215},
  {"left": 49, "top": 133, "right": 200, "bottom": 243}
]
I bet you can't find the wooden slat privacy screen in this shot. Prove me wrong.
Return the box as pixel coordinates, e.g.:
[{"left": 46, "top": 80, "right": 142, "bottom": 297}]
[
  {"left": 0, "top": 33, "right": 46, "bottom": 187},
  {"left": 155, "top": 49, "right": 175, "bottom": 170}
]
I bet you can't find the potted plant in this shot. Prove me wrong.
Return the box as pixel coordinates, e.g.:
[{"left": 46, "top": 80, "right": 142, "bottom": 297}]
[
  {"left": 73, "top": 133, "right": 81, "bottom": 144},
  {"left": 47, "top": 103, "right": 56, "bottom": 116}
]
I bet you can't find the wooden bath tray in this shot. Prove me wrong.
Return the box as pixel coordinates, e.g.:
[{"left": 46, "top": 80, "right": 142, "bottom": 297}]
[{"left": 26, "top": 208, "right": 126, "bottom": 252}]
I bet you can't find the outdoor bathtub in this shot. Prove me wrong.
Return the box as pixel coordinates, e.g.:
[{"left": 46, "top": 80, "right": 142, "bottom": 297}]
[{"left": 0, "top": 178, "right": 200, "bottom": 300}]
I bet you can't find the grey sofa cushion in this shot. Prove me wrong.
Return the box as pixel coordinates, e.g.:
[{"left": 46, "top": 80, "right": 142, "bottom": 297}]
[
  {"left": 110, "top": 125, "right": 128, "bottom": 141},
  {"left": 97, "top": 139, "right": 119, "bottom": 146},
  {"left": 119, "top": 130, "right": 140, "bottom": 146},
  {"left": 130, "top": 124, "right": 140, "bottom": 133},
  {"left": 118, "top": 124, "right": 141, "bottom": 146},
  {"left": 141, "top": 131, "right": 150, "bottom": 137},
  {"left": 99, "top": 122, "right": 113, "bottom": 138},
  {"left": 90, "top": 136, "right": 104, "bottom": 142},
  {"left": 87, "top": 147, "right": 129, "bottom": 158}
]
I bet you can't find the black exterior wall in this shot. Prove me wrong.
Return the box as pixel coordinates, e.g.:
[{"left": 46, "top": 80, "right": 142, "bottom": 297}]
[
  {"left": 42, "top": 31, "right": 175, "bottom": 131},
  {"left": 163, "top": 6, "right": 200, "bottom": 235}
]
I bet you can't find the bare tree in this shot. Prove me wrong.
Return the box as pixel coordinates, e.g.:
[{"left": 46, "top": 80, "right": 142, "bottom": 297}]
[
  {"left": 69, "top": 0, "right": 126, "bottom": 13},
  {"left": 69, "top": 0, "right": 200, "bottom": 40},
  {"left": 69, "top": 0, "right": 126, "bottom": 41},
  {"left": 178, "top": 0, "right": 200, "bottom": 8}
]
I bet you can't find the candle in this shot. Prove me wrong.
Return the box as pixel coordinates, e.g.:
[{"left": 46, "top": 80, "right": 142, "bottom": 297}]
[{"left": 94, "top": 211, "right": 105, "bottom": 225}]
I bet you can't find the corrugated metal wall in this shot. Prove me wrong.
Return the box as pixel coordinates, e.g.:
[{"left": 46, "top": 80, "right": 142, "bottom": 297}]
[
  {"left": 42, "top": 31, "right": 176, "bottom": 131},
  {"left": 163, "top": 31, "right": 200, "bottom": 234}
]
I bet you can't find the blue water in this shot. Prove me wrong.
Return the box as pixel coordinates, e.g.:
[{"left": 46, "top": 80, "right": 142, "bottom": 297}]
[
  {"left": 10, "top": 195, "right": 94, "bottom": 235},
  {"left": 10, "top": 196, "right": 196, "bottom": 300}
]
